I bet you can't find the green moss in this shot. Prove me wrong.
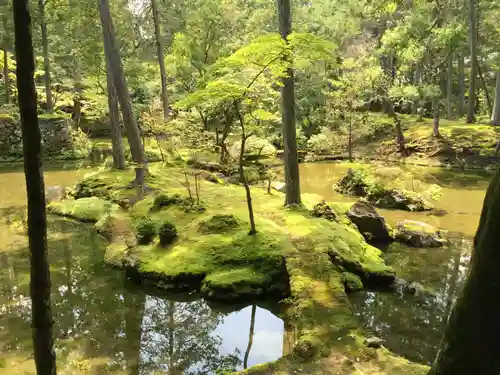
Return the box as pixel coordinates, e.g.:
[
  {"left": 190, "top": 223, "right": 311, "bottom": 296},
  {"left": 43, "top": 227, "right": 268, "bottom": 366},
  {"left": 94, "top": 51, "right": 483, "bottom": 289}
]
[
  {"left": 48, "top": 197, "right": 119, "bottom": 222},
  {"left": 198, "top": 214, "right": 240, "bottom": 233},
  {"left": 158, "top": 221, "right": 178, "bottom": 246},
  {"left": 135, "top": 216, "right": 161, "bottom": 245},
  {"left": 341, "top": 272, "right": 363, "bottom": 291}
]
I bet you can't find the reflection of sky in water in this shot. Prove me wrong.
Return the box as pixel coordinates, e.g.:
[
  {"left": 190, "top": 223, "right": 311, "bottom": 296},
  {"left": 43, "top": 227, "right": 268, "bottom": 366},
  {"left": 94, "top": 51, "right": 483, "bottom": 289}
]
[
  {"left": 215, "top": 305, "right": 284, "bottom": 369},
  {"left": 138, "top": 297, "right": 284, "bottom": 374}
]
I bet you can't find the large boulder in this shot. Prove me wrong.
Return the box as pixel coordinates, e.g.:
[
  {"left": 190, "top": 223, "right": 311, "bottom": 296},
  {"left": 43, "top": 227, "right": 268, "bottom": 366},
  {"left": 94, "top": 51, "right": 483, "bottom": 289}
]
[
  {"left": 347, "top": 201, "right": 393, "bottom": 243},
  {"left": 395, "top": 220, "right": 447, "bottom": 248},
  {"left": 229, "top": 137, "right": 277, "bottom": 161}
]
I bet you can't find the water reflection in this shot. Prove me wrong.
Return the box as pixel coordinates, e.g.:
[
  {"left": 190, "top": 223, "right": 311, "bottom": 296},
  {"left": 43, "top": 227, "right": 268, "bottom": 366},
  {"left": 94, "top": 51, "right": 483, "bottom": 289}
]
[
  {"left": 349, "top": 235, "right": 472, "bottom": 365},
  {"left": 0, "top": 217, "right": 285, "bottom": 374}
]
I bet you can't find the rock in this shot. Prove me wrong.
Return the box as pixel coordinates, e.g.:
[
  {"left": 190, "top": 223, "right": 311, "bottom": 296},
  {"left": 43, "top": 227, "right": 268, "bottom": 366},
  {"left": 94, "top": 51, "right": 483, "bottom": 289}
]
[
  {"left": 272, "top": 182, "right": 286, "bottom": 193},
  {"left": 311, "top": 201, "right": 338, "bottom": 221},
  {"left": 229, "top": 137, "right": 277, "bottom": 161},
  {"left": 334, "top": 168, "right": 368, "bottom": 196},
  {"left": 45, "top": 186, "right": 66, "bottom": 203},
  {"left": 95, "top": 214, "right": 137, "bottom": 247},
  {"left": 395, "top": 220, "right": 447, "bottom": 248},
  {"left": 346, "top": 201, "right": 393, "bottom": 243},
  {"left": 341, "top": 272, "right": 363, "bottom": 292},
  {"left": 364, "top": 336, "right": 385, "bottom": 349}
]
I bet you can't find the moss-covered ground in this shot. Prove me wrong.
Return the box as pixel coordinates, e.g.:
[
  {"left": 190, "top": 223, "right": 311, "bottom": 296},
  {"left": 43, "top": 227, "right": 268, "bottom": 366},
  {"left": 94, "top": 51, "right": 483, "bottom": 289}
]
[{"left": 49, "top": 163, "right": 428, "bottom": 375}]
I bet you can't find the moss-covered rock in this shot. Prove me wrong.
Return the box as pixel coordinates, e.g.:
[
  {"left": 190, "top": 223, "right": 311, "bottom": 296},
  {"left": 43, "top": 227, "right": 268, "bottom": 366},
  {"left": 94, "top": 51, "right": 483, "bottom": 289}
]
[
  {"left": 152, "top": 193, "right": 187, "bottom": 210},
  {"left": 229, "top": 137, "right": 277, "bottom": 161},
  {"left": 347, "top": 201, "right": 393, "bottom": 243},
  {"left": 199, "top": 214, "right": 240, "bottom": 233},
  {"left": 335, "top": 168, "right": 434, "bottom": 212},
  {"left": 341, "top": 272, "right": 364, "bottom": 292},
  {"left": 48, "top": 197, "right": 119, "bottom": 222},
  {"left": 395, "top": 220, "right": 447, "bottom": 248},
  {"left": 311, "top": 200, "right": 339, "bottom": 221}
]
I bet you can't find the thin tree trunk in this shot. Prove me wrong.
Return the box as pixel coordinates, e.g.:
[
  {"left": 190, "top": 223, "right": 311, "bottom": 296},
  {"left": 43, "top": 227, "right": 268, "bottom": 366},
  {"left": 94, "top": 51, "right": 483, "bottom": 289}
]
[
  {"left": 477, "top": 59, "right": 492, "bottom": 115},
  {"left": 243, "top": 305, "right": 257, "bottom": 369},
  {"left": 72, "top": 70, "right": 82, "bottom": 129},
  {"left": 38, "top": 0, "right": 53, "bottom": 113},
  {"left": 105, "top": 68, "right": 125, "bottom": 169},
  {"left": 13, "top": 0, "right": 56, "bottom": 373},
  {"left": 428, "top": 168, "right": 500, "bottom": 375},
  {"left": 446, "top": 53, "right": 453, "bottom": 119},
  {"left": 433, "top": 98, "right": 440, "bottom": 137},
  {"left": 492, "top": 71, "right": 500, "bottom": 126},
  {"left": 466, "top": 0, "right": 478, "bottom": 123},
  {"left": 386, "top": 52, "right": 396, "bottom": 117},
  {"left": 348, "top": 110, "right": 353, "bottom": 161},
  {"left": 3, "top": 47, "right": 9, "bottom": 104},
  {"left": 393, "top": 114, "right": 407, "bottom": 156},
  {"left": 458, "top": 55, "right": 465, "bottom": 117},
  {"left": 99, "top": 0, "right": 146, "bottom": 184},
  {"left": 235, "top": 102, "right": 257, "bottom": 235},
  {"left": 277, "top": 0, "right": 301, "bottom": 205},
  {"left": 412, "top": 63, "right": 421, "bottom": 115},
  {"left": 151, "top": 0, "right": 169, "bottom": 120}
]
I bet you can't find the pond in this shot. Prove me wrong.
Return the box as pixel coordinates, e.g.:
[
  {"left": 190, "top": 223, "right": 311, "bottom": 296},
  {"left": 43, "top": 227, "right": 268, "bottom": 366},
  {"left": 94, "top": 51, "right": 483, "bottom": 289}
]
[
  {"left": 0, "top": 166, "right": 286, "bottom": 374},
  {"left": 296, "top": 161, "right": 490, "bottom": 365}
]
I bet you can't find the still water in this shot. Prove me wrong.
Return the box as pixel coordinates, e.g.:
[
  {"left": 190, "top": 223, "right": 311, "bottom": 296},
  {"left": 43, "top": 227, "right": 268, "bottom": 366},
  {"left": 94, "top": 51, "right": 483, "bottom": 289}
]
[
  {"left": 0, "top": 165, "right": 285, "bottom": 374},
  {"left": 297, "top": 161, "right": 490, "bottom": 365}
]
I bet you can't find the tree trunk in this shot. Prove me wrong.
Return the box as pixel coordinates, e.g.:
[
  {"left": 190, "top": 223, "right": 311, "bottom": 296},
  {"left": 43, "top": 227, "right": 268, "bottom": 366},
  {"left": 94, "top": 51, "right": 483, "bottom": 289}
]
[
  {"left": 348, "top": 111, "right": 353, "bottom": 162},
  {"left": 386, "top": 52, "right": 396, "bottom": 117},
  {"left": 243, "top": 305, "right": 257, "bottom": 369},
  {"left": 466, "top": 0, "right": 478, "bottom": 124},
  {"left": 3, "top": 47, "right": 9, "bottom": 104},
  {"left": 433, "top": 98, "right": 440, "bottom": 137},
  {"left": 38, "top": 0, "right": 53, "bottom": 113},
  {"left": 491, "top": 71, "right": 500, "bottom": 126},
  {"left": 72, "top": 70, "right": 82, "bottom": 129},
  {"left": 106, "top": 68, "right": 125, "bottom": 169},
  {"left": 458, "top": 55, "right": 465, "bottom": 117},
  {"left": 151, "top": 0, "right": 169, "bottom": 120},
  {"left": 13, "top": 1, "right": 57, "bottom": 373},
  {"left": 412, "top": 63, "right": 421, "bottom": 115},
  {"left": 446, "top": 53, "right": 453, "bottom": 119},
  {"left": 428, "top": 168, "right": 500, "bottom": 374},
  {"left": 235, "top": 102, "right": 257, "bottom": 235},
  {"left": 477, "top": 59, "right": 493, "bottom": 115},
  {"left": 394, "top": 115, "right": 407, "bottom": 156},
  {"left": 99, "top": 0, "right": 146, "bottom": 184},
  {"left": 277, "top": 0, "right": 301, "bottom": 206}
]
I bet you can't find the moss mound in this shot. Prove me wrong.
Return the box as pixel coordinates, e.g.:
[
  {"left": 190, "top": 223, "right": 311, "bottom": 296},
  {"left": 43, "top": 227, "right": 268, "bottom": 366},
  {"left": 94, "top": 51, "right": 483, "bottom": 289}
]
[
  {"left": 135, "top": 216, "right": 161, "bottom": 245},
  {"left": 158, "top": 221, "right": 178, "bottom": 246},
  {"left": 199, "top": 214, "right": 240, "bottom": 233},
  {"left": 335, "top": 168, "right": 433, "bottom": 212},
  {"left": 48, "top": 197, "right": 119, "bottom": 222}
]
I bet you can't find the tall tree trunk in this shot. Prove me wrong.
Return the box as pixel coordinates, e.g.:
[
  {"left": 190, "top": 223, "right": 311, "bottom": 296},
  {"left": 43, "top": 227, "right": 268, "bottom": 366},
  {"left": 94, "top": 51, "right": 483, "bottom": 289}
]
[
  {"left": 386, "top": 52, "right": 396, "bottom": 117},
  {"left": 243, "top": 305, "right": 257, "bottom": 369},
  {"left": 433, "top": 98, "right": 440, "bottom": 137},
  {"left": 13, "top": 0, "right": 57, "bottom": 373},
  {"left": 347, "top": 110, "right": 353, "bottom": 161},
  {"left": 491, "top": 71, "right": 500, "bottom": 126},
  {"left": 412, "top": 63, "right": 421, "bottom": 115},
  {"left": 466, "top": 0, "right": 478, "bottom": 124},
  {"left": 477, "top": 59, "right": 493, "bottom": 115},
  {"left": 38, "top": 0, "right": 53, "bottom": 113},
  {"left": 446, "top": 53, "right": 453, "bottom": 119},
  {"left": 151, "top": 0, "right": 169, "bottom": 120},
  {"left": 277, "top": 0, "right": 301, "bottom": 205},
  {"left": 72, "top": 70, "right": 82, "bottom": 129},
  {"left": 393, "top": 114, "right": 407, "bottom": 156},
  {"left": 99, "top": 0, "right": 146, "bottom": 184},
  {"left": 428, "top": 168, "right": 500, "bottom": 375},
  {"left": 106, "top": 70, "right": 125, "bottom": 169},
  {"left": 458, "top": 55, "right": 465, "bottom": 117},
  {"left": 3, "top": 47, "right": 9, "bottom": 104},
  {"left": 235, "top": 102, "right": 257, "bottom": 235}
]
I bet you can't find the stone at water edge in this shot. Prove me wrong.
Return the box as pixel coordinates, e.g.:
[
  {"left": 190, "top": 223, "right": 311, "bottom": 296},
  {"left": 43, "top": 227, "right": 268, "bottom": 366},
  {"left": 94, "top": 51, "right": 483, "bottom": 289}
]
[
  {"left": 395, "top": 220, "right": 447, "bottom": 248},
  {"left": 364, "top": 336, "right": 385, "bottom": 349},
  {"left": 347, "top": 201, "right": 393, "bottom": 244},
  {"left": 272, "top": 181, "right": 286, "bottom": 193}
]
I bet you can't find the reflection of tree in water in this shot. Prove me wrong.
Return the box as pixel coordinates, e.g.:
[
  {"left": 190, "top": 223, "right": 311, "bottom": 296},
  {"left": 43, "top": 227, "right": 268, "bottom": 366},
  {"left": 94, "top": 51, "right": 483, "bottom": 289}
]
[
  {"left": 138, "top": 297, "right": 241, "bottom": 374},
  {"left": 350, "top": 236, "right": 471, "bottom": 365}
]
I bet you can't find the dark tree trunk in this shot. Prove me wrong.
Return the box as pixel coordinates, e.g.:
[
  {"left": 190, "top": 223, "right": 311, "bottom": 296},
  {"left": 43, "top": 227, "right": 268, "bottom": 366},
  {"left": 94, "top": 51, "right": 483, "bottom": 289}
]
[
  {"left": 38, "top": 0, "right": 53, "bottom": 113},
  {"left": 477, "top": 59, "right": 493, "bottom": 115},
  {"left": 393, "top": 114, "right": 407, "bottom": 156},
  {"left": 3, "top": 47, "right": 9, "bottom": 104},
  {"left": 151, "top": 0, "right": 169, "bottom": 120},
  {"left": 428, "top": 168, "right": 500, "bottom": 375},
  {"left": 99, "top": 0, "right": 146, "bottom": 184},
  {"left": 106, "top": 69, "right": 125, "bottom": 169},
  {"left": 243, "top": 305, "right": 257, "bottom": 369},
  {"left": 13, "top": 0, "right": 57, "bottom": 373},
  {"left": 458, "top": 55, "right": 465, "bottom": 117},
  {"left": 446, "top": 53, "right": 453, "bottom": 119},
  {"left": 235, "top": 102, "right": 257, "bottom": 235},
  {"left": 72, "top": 70, "right": 82, "bottom": 129},
  {"left": 277, "top": 0, "right": 301, "bottom": 205},
  {"left": 466, "top": 0, "right": 478, "bottom": 123},
  {"left": 433, "top": 98, "right": 440, "bottom": 137},
  {"left": 492, "top": 71, "right": 500, "bottom": 126}
]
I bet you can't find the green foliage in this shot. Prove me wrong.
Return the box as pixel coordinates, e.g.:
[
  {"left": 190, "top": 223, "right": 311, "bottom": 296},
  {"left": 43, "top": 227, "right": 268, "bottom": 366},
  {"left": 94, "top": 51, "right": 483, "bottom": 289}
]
[
  {"left": 158, "top": 221, "right": 178, "bottom": 246},
  {"left": 135, "top": 216, "right": 161, "bottom": 245},
  {"left": 199, "top": 214, "right": 240, "bottom": 233},
  {"left": 152, "top": 193, "right": 187, "bottom": 210}
]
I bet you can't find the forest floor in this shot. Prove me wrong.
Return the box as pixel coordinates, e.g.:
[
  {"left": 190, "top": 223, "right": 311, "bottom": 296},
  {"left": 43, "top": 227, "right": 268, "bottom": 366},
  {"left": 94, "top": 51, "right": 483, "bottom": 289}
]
[{"left": 47, "top": 164, "right": 429, "bottom": 375}]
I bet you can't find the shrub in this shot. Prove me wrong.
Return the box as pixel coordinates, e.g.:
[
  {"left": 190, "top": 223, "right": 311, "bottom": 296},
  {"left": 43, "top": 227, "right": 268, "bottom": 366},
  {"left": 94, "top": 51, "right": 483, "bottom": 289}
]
[
  {"left": 199, "top": 214, "right": 240, "bottom": 233},
  {"left": 307, "top": 133, "right": 333, "bottom": 154},
  {"left": 159, "top": 222, "right": 178, "bottom": 246},
  {"left": 135, "top": 217, "right": 160, "bottom": 245},
  {"left": 152, "top": 193, "right": 185, "bottom": 210}
]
